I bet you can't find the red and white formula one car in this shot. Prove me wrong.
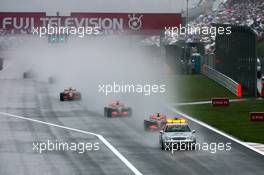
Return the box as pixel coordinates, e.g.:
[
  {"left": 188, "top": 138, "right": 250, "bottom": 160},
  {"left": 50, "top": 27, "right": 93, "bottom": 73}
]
[
  {"left": 59, "top": 87, "right": 82, "bottom": 101},
  {"left": 144, "top": 113, "right": 168, "bottom": 131},
  {"left": 104, "top": 101, "right": 132, "bottom": 118}
]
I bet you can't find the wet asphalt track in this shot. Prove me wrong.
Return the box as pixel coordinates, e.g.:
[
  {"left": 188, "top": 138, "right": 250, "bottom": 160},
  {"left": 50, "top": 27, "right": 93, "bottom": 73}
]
[{"left": 0, "top": 79, "right": 263, "bottom": 175}]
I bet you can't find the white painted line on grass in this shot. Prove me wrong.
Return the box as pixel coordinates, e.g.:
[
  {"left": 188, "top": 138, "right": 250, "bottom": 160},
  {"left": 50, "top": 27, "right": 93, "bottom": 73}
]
[
  {"left": 168, "top": 107, "right": 264, "bottom": 156},
  {"left": 0, "top": 112, "right": 143, "bottom": 175},
  {"left": 171, "top": 98, "right": 248, "bottom": 106}
]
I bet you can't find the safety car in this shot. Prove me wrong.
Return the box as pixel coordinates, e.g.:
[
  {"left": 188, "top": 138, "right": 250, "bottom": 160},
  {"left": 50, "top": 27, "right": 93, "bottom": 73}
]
[{"left": 159, "top": 118, "right": 196, "bottom": 150}]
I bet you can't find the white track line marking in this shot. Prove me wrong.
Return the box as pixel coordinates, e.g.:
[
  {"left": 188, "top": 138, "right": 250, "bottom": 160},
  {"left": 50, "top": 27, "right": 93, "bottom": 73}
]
[
  {"left": 246, "top": 142, "right": 264, "bottom": 153},
  {"left": 168, "top": 107, "right": 264, "bottom": 156},
  {"left": 0, "top": 112, "right": 143, "bottom": 175}
]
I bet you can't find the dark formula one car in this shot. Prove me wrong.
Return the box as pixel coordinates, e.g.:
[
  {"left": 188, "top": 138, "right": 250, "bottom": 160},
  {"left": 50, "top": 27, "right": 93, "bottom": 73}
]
[
  {"left": 60, "top": 87, "right": 82, "bottom": 101},
  {"left": 144, "top": 113, "right": 168, "bottom": 131},
  {"left": 104, "top": 101, "right": 132, "bottom": 117},
  {"left": 48, "top": 76, "right": 56, "bottom": 84},
  {"left": 23, "top": 70, "right": 36, "bottom": 79}
]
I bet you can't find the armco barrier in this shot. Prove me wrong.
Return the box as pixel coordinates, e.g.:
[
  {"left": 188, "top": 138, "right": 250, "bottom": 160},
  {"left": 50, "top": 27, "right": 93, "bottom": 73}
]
[{"left": 202, "top": 64, "right": 242, "bottom": 97}]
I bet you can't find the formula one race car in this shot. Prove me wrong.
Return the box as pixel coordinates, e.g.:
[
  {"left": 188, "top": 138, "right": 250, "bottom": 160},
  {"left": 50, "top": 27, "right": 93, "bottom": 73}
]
[
  {"left": 48, "top": 76, "right": 56, "bottom": 84},
  {"left": 23, "top": 70, "right": 36, "bottom": 79},
  {"left": 59, "top": 87, "right": 82, "bottom": 101},
  {"left": 144, "top": 113, "right": 168, "bottom": 131},
  {"left": 104, "top": 101, "right": 132, "bottom": 117}
]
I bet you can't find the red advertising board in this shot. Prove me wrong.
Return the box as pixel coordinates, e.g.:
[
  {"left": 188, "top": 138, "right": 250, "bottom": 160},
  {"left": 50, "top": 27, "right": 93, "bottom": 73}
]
[
  {"left": 0, "top": 12, "right": 181, "bottom": 35},
  {"left": 212, "top": 98, "right": 230, "bottom": 107},
  {"left": 250, "top": 112, "right": 264, "bottom": 122}
]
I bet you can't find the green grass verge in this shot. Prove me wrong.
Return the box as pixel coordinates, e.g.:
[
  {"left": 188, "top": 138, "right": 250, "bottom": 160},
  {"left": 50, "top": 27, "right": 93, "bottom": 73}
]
[
  {"left": 177, "top": 99, "right": 264, "bottom": 143},
  {"left": 168, "top": 75, "right": 237, "bottom": 102}
]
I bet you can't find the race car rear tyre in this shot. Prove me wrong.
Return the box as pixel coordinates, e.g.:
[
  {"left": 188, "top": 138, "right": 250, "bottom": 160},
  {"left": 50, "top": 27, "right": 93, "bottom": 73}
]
[
  {"left": 107, "top": 108, "right": 113, "bottom": 118},
  {"left": 60, "top": 93, "right": 64, "bottom": 101},
  {"left": 104, "top": 108, "right": 112, "bottom": 117},
  {"left": 143, "top": 120, "right": 150, "bottom": 131},
  {"left": 104, "top": 107, "right": 108, "bottom": 117},
  {"left": 127, "top": 108, "right": 132, "bottom": 116},
  {"left": 77, "top": 92, "right": 82, "bottom": 100}
]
